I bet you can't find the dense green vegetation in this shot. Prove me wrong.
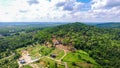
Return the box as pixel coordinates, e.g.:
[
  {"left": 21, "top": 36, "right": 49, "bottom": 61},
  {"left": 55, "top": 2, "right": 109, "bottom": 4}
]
[
  {"left": 0, "top": 22, "right": 120, "bottom": 68},
  {"left": 63, "top": 50, "right": 97, "bottom": 64},
  {"left": 63, "top": 50, "right": 98, "bottom": 68},
  {"left": 0, "top": 22, "right": 65, "bottom": 58},
  {"left": 0, "top": 53, "right": 19, "bottom": 68},
  {"left": 0, "top": 31, "right": 35, "bottom": 59},
  {"left": 22, "top": 65, "right": 32, "bottom": 68},
  {"left": 0, "top": 22, "right": 64, "bottom": 68},
  {"left": 35, "top": 22, "right": 120, "bottom": 68}
]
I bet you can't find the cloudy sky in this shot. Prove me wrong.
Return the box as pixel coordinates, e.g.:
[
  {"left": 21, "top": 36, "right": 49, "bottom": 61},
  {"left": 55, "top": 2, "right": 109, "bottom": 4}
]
[{"left": 0, "top": 0, "right": 120, "bottom": 22}]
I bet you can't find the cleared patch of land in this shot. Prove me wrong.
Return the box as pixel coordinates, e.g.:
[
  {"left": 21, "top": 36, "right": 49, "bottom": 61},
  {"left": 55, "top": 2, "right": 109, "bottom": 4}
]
[{"left": 17, "top": 38, "right": 99, "bottom": 68}]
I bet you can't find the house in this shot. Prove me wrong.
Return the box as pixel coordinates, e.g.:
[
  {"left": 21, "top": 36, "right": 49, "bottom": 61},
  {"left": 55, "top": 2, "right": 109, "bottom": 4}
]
[
  {"left": 50, "top": 54, "right": 56, "bottom": 58},
  {"left": 19, "top": 59, "right": 26, "bottom": 64}
]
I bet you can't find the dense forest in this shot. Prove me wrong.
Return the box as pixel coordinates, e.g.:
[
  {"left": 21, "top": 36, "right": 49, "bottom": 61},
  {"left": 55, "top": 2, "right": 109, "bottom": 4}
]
[
  {"left": 35, "top": 22, "right": 120, "bottom": 68},
  {"left": 0, "top": 22, "right": 120, "bottom": 68}
]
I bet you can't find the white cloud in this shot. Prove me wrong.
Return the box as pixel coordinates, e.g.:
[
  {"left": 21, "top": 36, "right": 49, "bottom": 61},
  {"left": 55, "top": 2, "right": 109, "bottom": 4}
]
[
  {"left": 0, "top": 0, "right": 120, "bottom": 22},
  {"left": 92, "top": 0, "right": 120, "bottom": 9},
  {"left": 0, "top": 0, "right": 68, "bottom": 22},
  {"left": 90, "top": 0, "right": 120, "bottom": 22}
]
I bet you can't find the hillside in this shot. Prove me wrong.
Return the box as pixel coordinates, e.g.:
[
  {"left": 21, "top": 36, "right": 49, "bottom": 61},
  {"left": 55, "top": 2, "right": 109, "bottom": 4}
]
[
  {"left": 95, "top": 22, "right": 120, "bottom": 28},
  {"left": 35, "top": 22, "right": 120, "bottom": 68},
  {"left": 0, "top": 22, "right": 120, "bottom": 68}
]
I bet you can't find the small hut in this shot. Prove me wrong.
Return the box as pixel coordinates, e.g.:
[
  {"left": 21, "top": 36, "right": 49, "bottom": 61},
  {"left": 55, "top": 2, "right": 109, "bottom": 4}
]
[
  {"left": 50, "top": 54, "right": 56, "bottom": 58},
  {"left": 19, "top": 59, "right": 26, "bottom": 64}
]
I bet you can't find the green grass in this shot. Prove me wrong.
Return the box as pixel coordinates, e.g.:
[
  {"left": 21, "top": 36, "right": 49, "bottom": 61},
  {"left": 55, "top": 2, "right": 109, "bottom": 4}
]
[
  {"left": 22, "top": 65, "right": 32, "bottom": 68},
  {"left": 39, "top": 57, "right": 65, "bottom": 68},
  {"left": 63, "top": 50, "right": 98, "bottom": 67},
  {"left": 16, "top": 44, "right": 44, "bottom": 60},
  {"left": 28, "top": 44, "right": 43, "bottom": 59},
  {"left": 63, "top": 51, "right": 82, "bottom": 62},
  {"left": 36, "top": 63, "right": 44, "bottom": 68},
  {"left": 17, "top": 45, "right": 98, "bottom": 68},
  {"left": 48, "top": 49, "right": 64, "bottom": 60},
  {"left": 39, "top": 46, "right": 53, "bottom": 56},
  {"left": 67, "top": 62, "right": 81, "bottom": 68},
  {"left": 58, "top": 65, "right": 65, "bottom": 68},
  {"left": 39, "top": 57, "right": 56, "bottom": 68},
  {"left": 34, "top": 57, "right": 65, "bottom": 68},
  {"left": 16, "top": 44, "right": 39, "bottom": 55},
  {"left": 66, "top": 62, "right": 97, "bottom": 68},
  {"left": 29, "top": 45, "right": 41, "bottom": 55},
  {"left": 78, "top": 50, "right": 98, "bottom": 65}
]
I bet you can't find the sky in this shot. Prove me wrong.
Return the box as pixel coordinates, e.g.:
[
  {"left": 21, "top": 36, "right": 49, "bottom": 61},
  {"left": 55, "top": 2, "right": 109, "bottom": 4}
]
[{"left": 0, "top": 0, "right": 120, "bottom": 22}]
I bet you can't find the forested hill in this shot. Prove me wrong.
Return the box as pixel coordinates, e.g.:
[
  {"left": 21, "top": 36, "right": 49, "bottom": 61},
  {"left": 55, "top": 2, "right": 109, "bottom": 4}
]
[
  {"left": 35, "top": 22, "right": 120, "bottom": 68},
  {"left": 0, "top": 22, "right": 120, "bottom": 68},
  {"left": 95, "top": 22, "right": 120, "bottom": 28}
]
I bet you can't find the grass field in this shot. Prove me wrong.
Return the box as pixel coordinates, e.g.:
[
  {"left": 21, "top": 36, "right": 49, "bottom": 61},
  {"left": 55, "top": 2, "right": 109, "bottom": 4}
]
[
  {"left": 48, "top": 48, "right": 64, "bottom": 60},
  {"left": 39, "top": 46, "right": 54, "bottom": 56},
  {"left": 63, "top": 50, "right": 98, "bottom": 68},
  {"left": 38, "top": 57, "right": 65, "bottom": 68},
  {"left": 22, "top": 65, "right": 32, "bottom": 68},
  {"left": 67, "top": 62, "right": 94, "bottom": 68},
  {"left": 27, "top": 44, "right": 43, "bottom": 59},
  {"left": 63, "top": 51, "right": 82, "bottom": 62},
  {"left": 40, "top": 58, "right": 56, "bottom": 68},
  {"left": 78, "top": 50, "right": 98, "bottom": 65},
  {"left": 16, "top": 43, "right": 44, "bottom": 60},
  {"left": 17, "top": 44, "right": 99, "bottom": 68}
]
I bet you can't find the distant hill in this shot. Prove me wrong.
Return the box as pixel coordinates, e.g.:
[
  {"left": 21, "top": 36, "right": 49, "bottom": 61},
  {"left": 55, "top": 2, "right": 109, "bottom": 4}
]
[
  {"left": 95, "top": 22, "right": 120, "bottom": 28},
  {"left": 0, "top": 22, "right": 66, "bottom": 36}
]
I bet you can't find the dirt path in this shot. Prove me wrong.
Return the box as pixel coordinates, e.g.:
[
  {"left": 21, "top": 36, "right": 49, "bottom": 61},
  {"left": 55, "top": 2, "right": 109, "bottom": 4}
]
[
  {"left": 59, "top": 50, "right": 68, "bottom": 68},
  {"left": 18, "top": 49, "right": 68, "bottom": 68},
  {"left": 18, "top": 37, "right": 69, "bottom": 68},
  {"left": 30, "top": 64, "right": 39, "bottom": 68},
  {"left": 59, "top": 50, "right": 67, "bottom": 61},
  {"left": 52, "top": 38, "right": 69, "bottom": 68},
  {"left": 19, "top": 50, "right": 32, "bottom": 63},
  {"left": 64, "top": 62, "right": 68, "bottom": 68},
  {"left": 60, "top": 50, "right": 68, "bottom": 68},
  {"left": 45, "top": 49, "right": 68, "bottom": 68}
]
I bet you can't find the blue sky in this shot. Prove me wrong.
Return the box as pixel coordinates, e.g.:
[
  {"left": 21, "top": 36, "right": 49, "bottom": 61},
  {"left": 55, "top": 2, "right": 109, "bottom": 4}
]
[
  {"left": 0, "top": 0, "right": 120, "bottom": 22},
  {"left": 77, "top": 0, "right": 91, "bottom": 3}
]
